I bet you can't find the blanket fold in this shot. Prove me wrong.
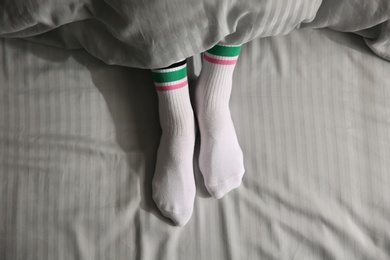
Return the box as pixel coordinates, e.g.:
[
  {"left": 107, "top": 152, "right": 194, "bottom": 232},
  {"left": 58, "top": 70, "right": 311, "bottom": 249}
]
[{"left": 1, "top": 0, "right": 389, "bottom": 68}]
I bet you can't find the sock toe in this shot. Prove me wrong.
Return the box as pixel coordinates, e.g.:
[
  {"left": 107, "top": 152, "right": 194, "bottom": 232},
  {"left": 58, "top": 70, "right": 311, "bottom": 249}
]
[
  {"left": 159, "top": 207, "right": 193, "bottom": 226},
  {"left": 206, "top": 171, "right": 244, "bottom": 199}
]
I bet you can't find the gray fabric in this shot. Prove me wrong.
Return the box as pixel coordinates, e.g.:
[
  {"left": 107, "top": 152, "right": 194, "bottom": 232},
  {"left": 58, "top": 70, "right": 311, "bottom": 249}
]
[
  {"left": 2, "top": 0, "right": 390, "bottom": 68},
  {"left": 300, "top": 0, "right": 390, "bottom": 62},
  {"left": 1, "top": 28, "right": 390, "bottom": 259},
  {"left": 0, "top": 0, "right": 321, "bottom": 68}
]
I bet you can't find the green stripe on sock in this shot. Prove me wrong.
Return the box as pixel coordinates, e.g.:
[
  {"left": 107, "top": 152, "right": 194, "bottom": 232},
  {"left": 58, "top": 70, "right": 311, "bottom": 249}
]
[
  {"left": 206, "top": 45, "right": 242, "bottom": 57},
  {"left": 152, "top": 67, "right": 187, "bottom": 83}
]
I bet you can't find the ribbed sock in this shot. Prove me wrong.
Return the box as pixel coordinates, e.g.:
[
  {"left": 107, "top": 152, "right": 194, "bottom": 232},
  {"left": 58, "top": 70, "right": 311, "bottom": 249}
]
[
  {"left": 151, "top": 60, "right": 196, "bottom": 226},
  {"left": 194, "top": 45, "right": 245, "bottom": 199}
]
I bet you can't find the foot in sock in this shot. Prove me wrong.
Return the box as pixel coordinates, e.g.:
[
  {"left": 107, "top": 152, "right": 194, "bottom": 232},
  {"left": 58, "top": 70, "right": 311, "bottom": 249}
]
[
  {"left": 151, "top": 60, "right": 196, "bottom": 226},
  {"left": 194, "top": 45, "right": 245, "bottom": 199}
]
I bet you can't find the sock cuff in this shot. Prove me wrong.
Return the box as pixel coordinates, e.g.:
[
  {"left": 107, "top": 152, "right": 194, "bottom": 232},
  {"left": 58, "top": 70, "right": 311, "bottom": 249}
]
[
  {"left": 152, "top": 63, "right": 188, "bottom": 91},
  {"left": 206, "top": 45, "right": 242, "bottom": 57},
  {"left": 205, "top": 45, "right": 241, "bottom": 65},
  {"left": 152, "top": 64, "right": 187, "bottom": 83}
]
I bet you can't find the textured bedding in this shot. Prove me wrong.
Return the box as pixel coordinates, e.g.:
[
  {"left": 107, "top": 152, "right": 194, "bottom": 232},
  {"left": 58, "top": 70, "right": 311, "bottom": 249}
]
[
  {"left": 1, "top": 0, "right": 390, "bottom": 68},
  {"left": 1, "top": 27, "right": 390, "bottom": 259}
]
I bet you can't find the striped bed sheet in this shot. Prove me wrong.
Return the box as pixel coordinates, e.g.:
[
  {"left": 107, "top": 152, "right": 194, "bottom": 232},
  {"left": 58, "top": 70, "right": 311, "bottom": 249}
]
[{"left": 1, "top": 28, "right": 390, "bottom": 259}]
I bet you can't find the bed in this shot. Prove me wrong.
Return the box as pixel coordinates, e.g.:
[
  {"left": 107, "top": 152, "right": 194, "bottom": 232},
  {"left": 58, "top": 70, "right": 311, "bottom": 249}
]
[{"left": 1, "top": 1, "right": 390, "bottom": 259}]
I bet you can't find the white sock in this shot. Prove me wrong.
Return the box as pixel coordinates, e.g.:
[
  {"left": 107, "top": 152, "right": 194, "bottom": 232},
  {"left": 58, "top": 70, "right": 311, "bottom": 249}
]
[
  {"left": 194, "top": 45, "right": 245, "bottom": 199},
  {"left": 151, "top": 61, "right": 196, "bottom": 226}
]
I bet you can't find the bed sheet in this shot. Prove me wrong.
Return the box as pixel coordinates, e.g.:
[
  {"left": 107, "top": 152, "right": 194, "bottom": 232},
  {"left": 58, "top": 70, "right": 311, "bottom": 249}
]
[{"left": 1, "top": 28, "right": 390, "bottom": 259}]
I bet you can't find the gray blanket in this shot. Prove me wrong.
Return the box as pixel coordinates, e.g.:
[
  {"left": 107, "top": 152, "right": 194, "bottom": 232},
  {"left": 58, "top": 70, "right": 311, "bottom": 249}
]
[{"left": 1, "top": 0, "right": 390, "bottom": 68}]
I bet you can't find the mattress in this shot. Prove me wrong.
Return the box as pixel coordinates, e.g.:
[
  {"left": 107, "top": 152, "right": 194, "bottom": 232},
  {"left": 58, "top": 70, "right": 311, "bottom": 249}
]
[{"left": 1, "top": 28, "right": 390, "bottom": 259}]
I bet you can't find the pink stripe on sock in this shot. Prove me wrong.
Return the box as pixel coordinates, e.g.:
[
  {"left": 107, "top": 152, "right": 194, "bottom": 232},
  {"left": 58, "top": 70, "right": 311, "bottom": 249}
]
[
  {"left": 204, "top": 53, "right": 237, "bottom": 65},
  {"left": 155, "top": 79, "right": 188, "bottom": 91}
]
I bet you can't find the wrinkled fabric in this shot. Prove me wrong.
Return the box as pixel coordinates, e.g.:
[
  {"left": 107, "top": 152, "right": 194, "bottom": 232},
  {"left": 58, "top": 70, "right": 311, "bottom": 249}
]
[
  {"left": 1, "top": 0, "right": 389, "bottom": 67},
  {"left": 300, "top": 0, "right": 390, "bottom": 61},
  {"left": 2, "top": 28, "right": 390, "bottom": 259}
]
